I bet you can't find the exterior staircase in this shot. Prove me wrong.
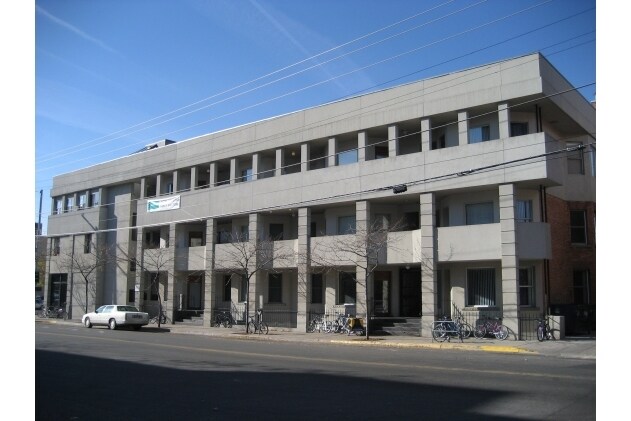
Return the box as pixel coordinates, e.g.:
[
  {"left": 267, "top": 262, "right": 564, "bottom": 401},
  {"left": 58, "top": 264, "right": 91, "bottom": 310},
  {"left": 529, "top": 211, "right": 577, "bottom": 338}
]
[{"left": 371, "top": 317, "right": 421, "bottom": 336}]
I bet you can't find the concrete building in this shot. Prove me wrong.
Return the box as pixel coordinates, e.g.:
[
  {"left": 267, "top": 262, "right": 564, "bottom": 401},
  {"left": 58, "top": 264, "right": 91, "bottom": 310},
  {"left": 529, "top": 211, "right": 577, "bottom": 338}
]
[{"left": 44, "top": 53, "right": 595, "bottom": 338}]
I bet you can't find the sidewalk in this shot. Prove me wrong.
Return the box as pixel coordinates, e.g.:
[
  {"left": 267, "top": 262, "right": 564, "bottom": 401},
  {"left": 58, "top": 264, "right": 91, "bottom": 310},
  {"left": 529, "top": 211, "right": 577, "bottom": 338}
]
[{"left": 37, "top": 319, "right": 595, "bottom": 360}]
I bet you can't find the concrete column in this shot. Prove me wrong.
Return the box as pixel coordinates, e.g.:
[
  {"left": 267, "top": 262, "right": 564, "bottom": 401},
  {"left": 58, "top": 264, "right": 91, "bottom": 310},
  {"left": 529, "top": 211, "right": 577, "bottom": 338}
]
[
  {"left": 275, "top": 148, "right": 284, "bottom": 177},
  {"left": 190, "top": 167, "right": 198, "bottom": 191},
  {"left": 300, "top": 143, "right": 310, "bottom": 172},
  {"left": 172, "top": 170, "right": 178, "bottom": 194},
  {"left": 458, "top": 111, "right": 469, "bottom": 146},
  {"left": 357, "top": 131, "right": 366, "bottom": 162},
  {"left": 135, "top": 228, "right": 145, "bottom": 310},
  {"left": 209, "top": 162, "right": 217, "bottom": 187},
  {"left": 388, "top": 125, "right": 399, "bottom": 157},
  {"left": 327, "top": 137, "right": 337, "bottom": 167},
  {"left": 165, "top": 224, "right": 177, "bottom": 323},
  {"left": 297, "top": 207, "right": 311, "bottom": 332},
  {"left": 156, "top": 174, "right": 162, "bottom": 197},
  {"left": 500, "top": 183, "right": 519, "bottom": 338},
  {"left": 249, "top": 213, "right": 261, "bottom": 318},
  {"left": 252, "top": 153, "right": 259, "bottom": 181},
  {"left": 203, "top": 218, "right": 217, "bottom": 327},
  {"left": 420, "top": 193, "right": 437, "bottom": 337},
  {"left": 421, "top": 118, "right": 431, "bottom": 152},
  {"left": 355, "top": 201, "right": 370, "bottom": 320},
  {"left": 498, "top": 103, "right": 510, "bottom": 139},
  {"left": 230, "top": 158, "right": 237, "bottom": 184}
]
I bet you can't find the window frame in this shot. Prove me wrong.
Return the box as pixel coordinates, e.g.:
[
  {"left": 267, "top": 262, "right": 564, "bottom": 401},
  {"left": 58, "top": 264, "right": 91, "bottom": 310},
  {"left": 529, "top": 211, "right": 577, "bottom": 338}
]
[
  {"left": 337, "top": 215, "right": 356, "bottom": 234},
  {"left": 516, "top": 200, "right": 533, "bottom": 223},
  {"left": 466, "top": 268, "right": 496, "bottom": 307},
  {"left": 570, "top": 210, "right": 588, "bottom": 245},
  {"left": 222, "top": 275, "right": 231, "bottom": 302},
  {"left": 567, "top": 141, "right": 585, "bottom": 174},
  {"left": 573, "top": 269, "right": 590, "bottom": 305},
  {"left": 469, "top": 125, "right": 491, "bottom": 144},
  {"left": 510, "top": 122, "right": 529, "bottom": 137},
  {"left": 268, "top": 273, "right": 283, "bottom": 304},
  {"left": 518, "top": 267, "right": 535, "bottom": 307},
  {"left": 311, "top": 273, "right": 323, "bottom": 304},
  {"left": 465, "top": 202, "right": 494, "bottom": 225},
  {"left": 188, "top": 231, "right": 205, "bottom": 247},
  {"left": 337, "top": 272, "right": 356, "bottom": 305}
]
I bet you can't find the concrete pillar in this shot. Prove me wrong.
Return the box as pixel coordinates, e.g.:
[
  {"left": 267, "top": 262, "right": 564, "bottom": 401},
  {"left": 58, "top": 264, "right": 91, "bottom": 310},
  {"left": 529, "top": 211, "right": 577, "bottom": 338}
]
[
  {"left": 190, "top": 167, "right": 198, "bottom": 191},
  {"left": 274, "top": 148, "right": 283, "bottom": 177},
  {"left": 500, "top": 183, "right": 519, "bottom": 338},
  {"left": 172, "top": 170, "right": 178, "bottom": 194},
  {"left": 355, "top": 201, "right": 370, "bottom": 320},
  {"left": 297, "top": 207, "right": 311, "bottom": 332},
  {"left": 165, "top": 224, "right": 177, "bottom": 323},
  {"left": 134, "top": 228, "right": 144, "bottom": 310},
  {"left": 421, "top": 118, "right": 431, "bottom": 152},
  {"left": 458, "top": 111, "right": 469, "bottom": 146},
  {"left": 498, "top": 103, "right": 510, "bottom": 139},
  {"left": 252, "top": 153, "right": 259, "bottom": 181},
  {"left": 203, "top": 218, "right": 216, "bottom": 327},
  {"left": 156, "top": 174, "right": 162, "bottom": 197},
  {"left": 327, "top": 137, "right": 336, "bottom": 167},
  {"left": 249, "top": 213, "right": 261, "bottom": 318},
  {"left": 357, "top": 131, "right": 366, "bottom": 162},
  {"left": 388, "top": 125, "right": 399, "bottom": 157},
  {"left": 230, "top": 158, "right": 237, "bottom": 185},
  {"left": 209, "top": 162, "right": 217, "bottom": 187},
  {"left": 301, "top": 143, "right": 310, "bottom": 172},
  {"left": 420, "top": 193, "right": 437, "bottom": 337}
]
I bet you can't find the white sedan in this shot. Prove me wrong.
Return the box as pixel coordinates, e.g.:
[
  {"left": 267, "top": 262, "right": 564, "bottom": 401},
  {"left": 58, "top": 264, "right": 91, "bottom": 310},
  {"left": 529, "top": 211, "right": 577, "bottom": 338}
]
[{"left": 82, "top": 305, "right": 150, "bottom": 330}]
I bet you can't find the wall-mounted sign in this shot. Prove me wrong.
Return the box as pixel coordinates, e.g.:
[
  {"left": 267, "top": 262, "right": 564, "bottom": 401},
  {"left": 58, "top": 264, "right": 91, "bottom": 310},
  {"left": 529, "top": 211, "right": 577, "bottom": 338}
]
[{"left": 147, "top": 195, "right": 180, "bottom": 212}]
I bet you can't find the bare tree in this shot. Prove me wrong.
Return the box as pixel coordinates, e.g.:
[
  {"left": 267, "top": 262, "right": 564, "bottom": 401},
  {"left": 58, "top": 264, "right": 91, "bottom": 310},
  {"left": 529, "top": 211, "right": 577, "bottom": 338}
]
[
  {"left": 214, "top": 231, "right": 294, "bottom": 333},
  {"left": 310, "top": 218, "right": 405, "bottom": 340},
  {"left": 57, "top": 240, "right": 113, "bottom": 318}
]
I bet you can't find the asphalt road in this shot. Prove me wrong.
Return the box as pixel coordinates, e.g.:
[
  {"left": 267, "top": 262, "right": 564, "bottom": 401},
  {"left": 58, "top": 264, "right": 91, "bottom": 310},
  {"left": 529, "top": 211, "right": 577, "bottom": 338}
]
[{"left": 36, "top": 323, "right": 595, "bottom": 421}]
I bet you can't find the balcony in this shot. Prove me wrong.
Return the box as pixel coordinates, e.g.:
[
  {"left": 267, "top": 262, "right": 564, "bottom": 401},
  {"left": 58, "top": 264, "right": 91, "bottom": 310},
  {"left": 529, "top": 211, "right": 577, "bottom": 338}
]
[
  {"left": 438, "top": 224, "right": 501, "bottom": 261},
  {"left": 174, "top": 246, "right": 207, "bottom": 271}
]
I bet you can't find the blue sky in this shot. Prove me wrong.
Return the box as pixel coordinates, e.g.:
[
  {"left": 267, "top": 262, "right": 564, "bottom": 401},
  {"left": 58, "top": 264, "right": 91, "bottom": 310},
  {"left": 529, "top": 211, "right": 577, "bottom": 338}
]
[{"left": 33, "top": 0, "right": 597, "bottom": 234}]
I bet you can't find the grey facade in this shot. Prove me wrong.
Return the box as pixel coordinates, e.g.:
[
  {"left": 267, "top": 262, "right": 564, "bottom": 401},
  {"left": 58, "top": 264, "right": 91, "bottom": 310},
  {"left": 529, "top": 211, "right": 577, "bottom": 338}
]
[{"left": 44, "top": 53, "right": 596, "bottom": 337}]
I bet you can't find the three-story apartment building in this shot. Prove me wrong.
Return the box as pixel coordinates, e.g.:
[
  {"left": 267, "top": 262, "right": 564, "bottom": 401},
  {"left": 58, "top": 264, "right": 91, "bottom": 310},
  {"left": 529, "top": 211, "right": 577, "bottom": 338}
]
[{"left": 44, "top": 53, "right": 595, "bottom": 338}]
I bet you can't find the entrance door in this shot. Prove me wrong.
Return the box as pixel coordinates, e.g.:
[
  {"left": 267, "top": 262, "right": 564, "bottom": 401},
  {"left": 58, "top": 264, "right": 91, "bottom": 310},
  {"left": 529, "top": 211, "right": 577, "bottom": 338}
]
[
  {"left": 187, "top": 276, "right": 202, "bottom": 310},
  {"left": 49, "top": 274, "right": 67, "bottom": 307},
  {"left": 400, "top": 269, "right": 421, "bottom": 317},
  {"left": 373, "top": 271, "right": 391, "bottom": 316}
]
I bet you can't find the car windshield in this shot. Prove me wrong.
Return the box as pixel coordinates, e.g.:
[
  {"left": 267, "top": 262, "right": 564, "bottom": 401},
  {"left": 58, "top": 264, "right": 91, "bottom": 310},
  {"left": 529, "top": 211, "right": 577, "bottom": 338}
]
[{"left": 117, "top": 306, "right": 140, "bottom": 312}]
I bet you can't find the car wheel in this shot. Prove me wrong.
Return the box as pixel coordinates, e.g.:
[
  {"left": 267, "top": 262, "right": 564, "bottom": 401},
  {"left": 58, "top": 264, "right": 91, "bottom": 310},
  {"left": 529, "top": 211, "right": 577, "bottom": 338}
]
[
  {"left": 84, "top": 317, "right": 92, "bottom": 328},
  {"left": 108, "top": 318, "right": 117, "bottom": 330}
]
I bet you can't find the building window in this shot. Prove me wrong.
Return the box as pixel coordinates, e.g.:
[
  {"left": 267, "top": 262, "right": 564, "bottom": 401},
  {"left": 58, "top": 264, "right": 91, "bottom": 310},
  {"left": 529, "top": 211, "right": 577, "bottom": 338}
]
[
  {"left": 78, "top": 193, "right": 87, "bottom": 209},
  {"left": 469, "top": 125, "right": 490, "bottom": 143},
  {"left": 570, "top": 210, "right": 587, "bottom": 245},
  {"left": 269, "top": 224, "right": 284, "bottom": 240},
  {"left": 89, "top": 190, "right": 100, "bottom": 207},
  {"left": 189, "top": 231, "right": 204, "bottom": 247},
  {"left": 240, "top": 278, "right": 247, "bottom": 302},
  {"left": 84, "top": 234, "right": 92, "bottom": 254},
  {"left": 52, "top": 237, "right": 60, "bottom": 256},
  {"left": 337, "top": 149, "right": 358, "bottom": 165},
  {"left": 516, "top": 200, "right": 533, "bottom": 222},
  {"left": 465, "top": 202, "right": 494, "bottom": 225},
  {"left": 130, "top": 258, "right": 136, "bottom": 272},
  {"left": 55, "top": 198, "right": 63, "bottom": 215},
  {"left": 519, "top": 267, "right": 535, "bottom": 307},
  {"left": 128, "top": 289, "right": 135, "bottom": 303},
  {"left": 223, "top": 276, "right": 231, "bottom": 302},
  {"left": 432, "top": 134, "right": 446, "bottom": 150},
  {"left": 268, "top": 273, "right": 282, "bottom": 303},
  {"left": 65, "top": 196, "right": 74, "bottom": 212},
  {"left": 466, "top": 268, "right": 496, "bottom": 307},
  {"left": 241, "top": 168, "right": 253, "bottom": 182},
  {"left": 404, "top": 212, "right": 420, "bottom": 230},
  {"left": 310, "top": 222, "right": 317, "bottom": 238},
  {"left": 144, "top": 230, "right": 161, "bottom": 249},
  {"left": 311, "top": 274, "right": 323, "bottom": 304},
  {"left": 338, "top": 272, "right": 356, "bottom": 304},
  {"left": 338, "top": 215, "right": 356, "bottom": 234},
  {"left": 567, "top": 142, "right": 585, "bottom": 174},
  {"left": 573, "top": 269, "right": 590, "bottom": 304},
  {"left": 374, "top": 146, "right": 389, "bottom": 159},
  {"left": 510, "top": 122, "right": 529, "bottom": 137},
  {"left": 149, "top": 274, "right": 160, "bottom": 300}
]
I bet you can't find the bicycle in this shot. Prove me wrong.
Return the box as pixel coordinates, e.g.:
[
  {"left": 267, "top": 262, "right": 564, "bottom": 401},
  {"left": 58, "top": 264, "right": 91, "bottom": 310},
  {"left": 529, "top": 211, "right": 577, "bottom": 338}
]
[
  {"left": 537, "top": 316, "right": 553, "bottom": 341},
  {"left": 474, "top": 316, "right": 509, "bottom": 340},
  {"left": 38, "top": 304, "right": 68, "bottom": 320},
  {"left": 247, "top": 310, "right": 268, "bottom": 334},
  {"left": 432, "top": 316, "right": 468, "bottom": 342},
  {"left": 214, "top": 311, "right": 234, "bottom": 328}
]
